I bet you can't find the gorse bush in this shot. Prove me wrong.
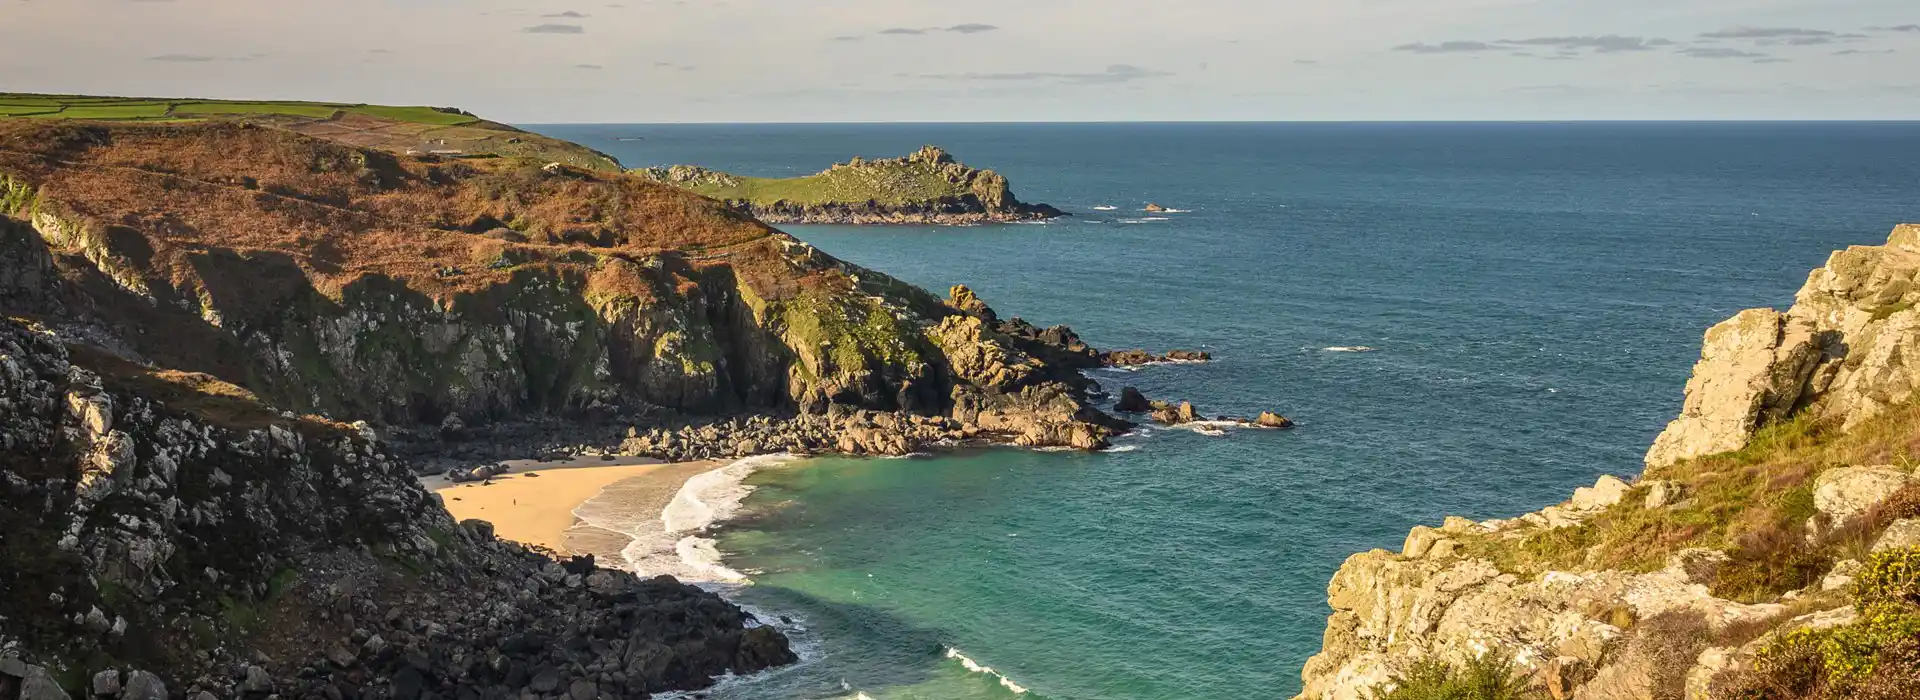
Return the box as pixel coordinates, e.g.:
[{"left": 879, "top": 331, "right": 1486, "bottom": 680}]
[
  {"left": 1851, "top": 546, "right": 1920, "bottom": 606},
  {"left": 1369, "top": 650, "right": 1540, "bottom": 700},
  {"left": 1718, "top": 548, "right": 1920, "bottom": 699}
]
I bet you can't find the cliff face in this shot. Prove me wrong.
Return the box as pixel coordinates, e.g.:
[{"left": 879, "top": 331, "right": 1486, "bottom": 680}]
[
  {"left": 0, "top": 316, "right": 791, "bottom": 697},
  {"left": 0, "top": 121, "right": 1116, "bottom": 449},
  {"left": 635, "top": 146, "right": 1067, "bottom": 225},
  {"left": 1299, "top": 225, "right": 1920, "bottom": 700},
  {"left": 1648, "top": 224, "right": 1920, "bottom": 468}
]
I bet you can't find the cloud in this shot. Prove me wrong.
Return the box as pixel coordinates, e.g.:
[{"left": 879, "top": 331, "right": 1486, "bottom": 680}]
[
  {"left": 879, "top": 24, "right": 1000, "bottom": 36},
  {"left": 1392, "top": 41, "right": 1497, "bottom": 54},
  {"left": 1292, "top": 59, "right": 1318, "bottom": 65},
  {"left": 1867, "top": 25, "right": 1920, "bottom": 32},
  {"left": 522, "top": 24, "right": 585, "bottom": 34},
  {"left": 1700, "top": 27, "right": 1832, "bottom": 39},
  {"left": 1679, "top": 47, "right": 1770, "bottom": 59},
  {"left": 1498, "top": 35, "right": 1672, "bottom": 52},
  {"left": 918, "top": 64, "right": 1171, "bottom": 84},
  {"left": 1752, "top": 57, "right": 1792, "bottom": 63},
  {"left": 1393, "top": 35, "right": 1672, "bottom": 56},
  {"left": 543, "top": 11, "right": 588, "bottom": 18},
  {"left": 575, "top": 64, "right": 603, "bottom": 69},
  {"left": 1835, "top": 48, "right": 1897, "bottom": 55},
  {"left": 148, "top": 54, "right": 216, "bottom": 62}
]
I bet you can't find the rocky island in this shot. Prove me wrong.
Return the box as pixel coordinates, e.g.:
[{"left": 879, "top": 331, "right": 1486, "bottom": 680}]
[
  {"left": 0, "top": 94, "right": 1173, "bottom": 698},
  {"left": 634, "top": 145, "right": 1066, "bottom": 225},
  {"left": 1298, "top": 225, "right": 1920, "bottom": 700}
]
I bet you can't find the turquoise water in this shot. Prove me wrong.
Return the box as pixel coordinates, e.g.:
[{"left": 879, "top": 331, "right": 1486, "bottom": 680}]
[{"left": 535, "top": 123, "right": 1920, "bottom": 699}]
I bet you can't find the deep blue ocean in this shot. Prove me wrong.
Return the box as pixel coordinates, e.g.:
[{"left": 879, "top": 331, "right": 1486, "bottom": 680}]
[{"left": 531, "top": 122, "right": 1920, "bottom": 699}]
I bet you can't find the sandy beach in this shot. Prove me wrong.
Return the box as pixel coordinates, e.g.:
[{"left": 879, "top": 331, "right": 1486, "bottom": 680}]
[{"left": 429, "top": 456, "right": 721, "bottom": 555}]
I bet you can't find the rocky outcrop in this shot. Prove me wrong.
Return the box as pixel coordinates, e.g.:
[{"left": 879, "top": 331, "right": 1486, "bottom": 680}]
[
  {"left": 1648, "top": 225, "right": 1920, "bottom": 467},
  {"left": 636, "top": 146, "right": 1066, "bottom": 225},
  {"left": 0, "top": 317, "right": 790, "bottom": 698},
  {"left": 1102, "top": 348, "right": 1212, "bottom": 367},
  {"left": 1299, "top": 225, "right": 1920, "bottom": 700},
  {"left": 0, "top": 121, "right": 1120, "bottom": 453},
  {"left": 1296, "top": 476, "right": 1784, "bottom": 700}
]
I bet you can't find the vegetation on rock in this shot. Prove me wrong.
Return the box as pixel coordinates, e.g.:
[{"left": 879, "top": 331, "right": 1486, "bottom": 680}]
[{"left": 635, "top": 145, "right": 1066, "bottom": 224}]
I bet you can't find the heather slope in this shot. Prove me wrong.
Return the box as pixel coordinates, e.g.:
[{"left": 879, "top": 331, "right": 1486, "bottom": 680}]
[
  {"left": 0, "top": 92, "right": 620, "bottom": 171},
  {"left": 0, "top": 118, "right": 1119, "bottom": 449},
  {"left": 636, "top": 145, "right": 1066, "bottom": 224}
]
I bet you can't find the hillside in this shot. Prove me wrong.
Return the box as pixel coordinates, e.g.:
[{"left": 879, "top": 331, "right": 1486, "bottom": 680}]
[
  {"left": 635, "top": 145, "right": 1066, "bottom": 224},
  {"left": 1298, "top": 225, "right": 1920, "bottom": 700},
  {"left": 0, "top": 100, "right": 1139, "bottom": 696},
  {"left": 0, "top": 92, "right": 621, "bottom": 171}
]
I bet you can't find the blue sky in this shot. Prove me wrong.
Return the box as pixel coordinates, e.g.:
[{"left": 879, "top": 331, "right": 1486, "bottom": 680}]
[{"left": 3, "top": 0, "right": 1917, "bottom": 122}]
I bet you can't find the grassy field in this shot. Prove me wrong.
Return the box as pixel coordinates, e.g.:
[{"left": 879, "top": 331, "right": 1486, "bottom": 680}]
[
  {"left": 0, "top": 92, "right": 621, "bottom": 171},
  {"left": 0, "top": 93, "right": 480, "bottom": 126}
]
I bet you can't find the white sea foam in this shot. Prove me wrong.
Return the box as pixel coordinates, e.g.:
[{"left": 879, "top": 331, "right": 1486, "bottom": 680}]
[
  {"left": 1139, "top": 216, "right": 1172, "bottom": 221},
  {"left": 1158, "top": 208, "right": 1192, "bottom": 213},
  {"left": 1322, "top": 346, "right": 1376, "bottom": 353},
  {"left": 945, "top": 648, "right": 1031, "bottom": 694},
  {"left": 1103, "top": 444, "right": 1140, "bottom": 453},
  {"left": 1092, "top": 205, "right": 1118, "bottom": 211},
  {"left": 569, "top": 454, "right": 797, "bottom": 584}
]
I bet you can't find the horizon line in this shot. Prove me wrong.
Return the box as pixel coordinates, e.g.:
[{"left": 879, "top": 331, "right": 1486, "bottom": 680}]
[{"left": 518, "top": 118, "right": 1920, "bottom": 126}]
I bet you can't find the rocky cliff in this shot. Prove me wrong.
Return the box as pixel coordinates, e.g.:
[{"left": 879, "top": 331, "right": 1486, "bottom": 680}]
[
  {"left": 1298, "top": 225, "right": 1920, "bottom": 700},
  {"left": 0, "top": 120, "right": 1119, "bottom": 451},
  {"left": 635, "top": 146, "right": 1066, "bottom": 225},
  {"left": 0, "top": 316, "right": 791, "bottom": 698}
]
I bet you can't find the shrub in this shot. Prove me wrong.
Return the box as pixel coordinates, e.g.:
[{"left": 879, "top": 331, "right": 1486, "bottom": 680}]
[
  {"left": 1851, "top": 547, "right": 1920, "bottom": 607},
  {"left": 1369, "top": 650, "right": 1541, "bottom": 700}
]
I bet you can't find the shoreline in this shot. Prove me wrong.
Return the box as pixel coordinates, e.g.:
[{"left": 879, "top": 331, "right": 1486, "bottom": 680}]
[{"left": 429, "top": 455, "right": 719, "bottom": 555}]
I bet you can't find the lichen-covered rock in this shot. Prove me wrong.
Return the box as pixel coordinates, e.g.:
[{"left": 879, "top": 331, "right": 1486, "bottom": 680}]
[
  {"left": 1811, "top": 465, "right": 1912, "bottom": 525},
  {"left": 1646, "top": 308, "right": 1820, "bottom": 467},
  {"left": 1649, "top": 225, "right": 1920, "bottom": 467}
]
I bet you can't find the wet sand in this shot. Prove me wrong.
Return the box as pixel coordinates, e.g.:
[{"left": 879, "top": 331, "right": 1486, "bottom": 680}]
[{"left": 429, "top": 456, "right": 719, "bottom": 555}]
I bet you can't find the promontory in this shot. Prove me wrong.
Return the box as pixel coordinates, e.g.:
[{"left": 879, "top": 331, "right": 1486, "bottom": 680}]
[{"left": 635, "top": 145, "right": 1066, "bottom": 225}]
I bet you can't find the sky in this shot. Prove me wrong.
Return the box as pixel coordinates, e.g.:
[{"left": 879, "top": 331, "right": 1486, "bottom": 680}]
[{"left": 2, "top": 0, "right": 1918, "bottom": 122}]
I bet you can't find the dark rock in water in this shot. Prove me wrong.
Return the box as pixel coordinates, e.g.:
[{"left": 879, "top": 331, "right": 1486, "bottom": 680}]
[
  {"left": 1103, "top": 348, "right": 1212, "bottom": 367},
  {"left": 562, "top": 554, "right": 597, "bottom": 575},
  {"left": 1116, "top": 387, "right": 1151, "bottom": 413},
  {"left": 1256, "top": 411, "right": 1295, "bottom": 429}
]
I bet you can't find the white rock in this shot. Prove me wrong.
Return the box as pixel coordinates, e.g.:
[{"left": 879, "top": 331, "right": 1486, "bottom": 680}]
[
  {"left": 1812, "top": 465, "right": 1911, "bottom": 524},
  {"left": 1570, "top": 475, "right": 1631, "bottom": 511},
  {"left": 1821, "top": 560, "right": 1863, "bottom": 591}
]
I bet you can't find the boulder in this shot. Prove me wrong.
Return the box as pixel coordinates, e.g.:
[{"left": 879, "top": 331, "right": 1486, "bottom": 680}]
[
  {"left": 1144, "top": 203, "right": 1168, "bottom": 212},
  {"left": 1872, "top": 518, "right": 1920, "bottom": 552},
  {"left": 20, "top": 665, "right": 70, "bottom": 700},
  {"left": 121, "top": 671, "right": 166, "bottom": 700},
  {"left": 1643, "top": 480, "right": 1680, "bottom": 509},
  {"left": 1402, "top": 526, "right": 1443, "bottom": 558},
  {"left": 1255, "top": 411, "right": 1294, "bottom": 428},
  {"left": 1812, "top": 465, "right": 1911, "bottom": 524},
  {"left": 91, "top": 670, "right": 121, "bottom": 698},
  {"left": 1115, "top": 387, "right": 1151, "bottom": 413},
  {"left": 1822, "top": 560, "right": 1864, "bottom": 591},
  {"left": 1569, "top": 475, "right": 1630, "bottom": 511}
]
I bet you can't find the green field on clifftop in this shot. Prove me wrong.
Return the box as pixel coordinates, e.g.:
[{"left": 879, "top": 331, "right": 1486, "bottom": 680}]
[{"left": 0, "top": 93, "right": 481, "bottom": 125}]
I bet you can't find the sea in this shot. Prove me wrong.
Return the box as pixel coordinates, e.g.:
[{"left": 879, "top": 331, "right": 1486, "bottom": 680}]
[{"left": 527, "top": 122, "right": 1920, "bottom": 700}]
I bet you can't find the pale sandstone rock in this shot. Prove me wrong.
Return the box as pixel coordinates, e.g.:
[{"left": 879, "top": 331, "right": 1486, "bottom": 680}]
[
  {"left": 1645, "top": 308, "right": 1820, "bottom": 468},
  {"left": 1643, "top": 480, "right": 1679, "bottom": 509},
  {"left": 1403, "top": 526, "right": 1443, "bottom": 558},
  {"left": 1822, "top": 559, "right": 1863, "bottom": 591},
  {"left": 1570, "top": 475, "right": 1631, "bottom": 511},
  {"left": 1812, "top": 465, "right": 1911, "bottom": 524},
  {"left": 1872, "top": 518, "right": 1920, "bottom": 552}
]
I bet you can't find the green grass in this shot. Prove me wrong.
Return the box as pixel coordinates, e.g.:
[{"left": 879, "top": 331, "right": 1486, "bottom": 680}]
[
  {"left": 173, "top": 101, "right": 341, "bottom": 119},
  {"left": 0, "top": 93, "right": 478, "bottom": 126},
  {"left": 1455, "top": 398, "right": 1920, "bottom": 602},
  {"left": 344, "top": 104, "right": 477, "bottom": 125}
]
